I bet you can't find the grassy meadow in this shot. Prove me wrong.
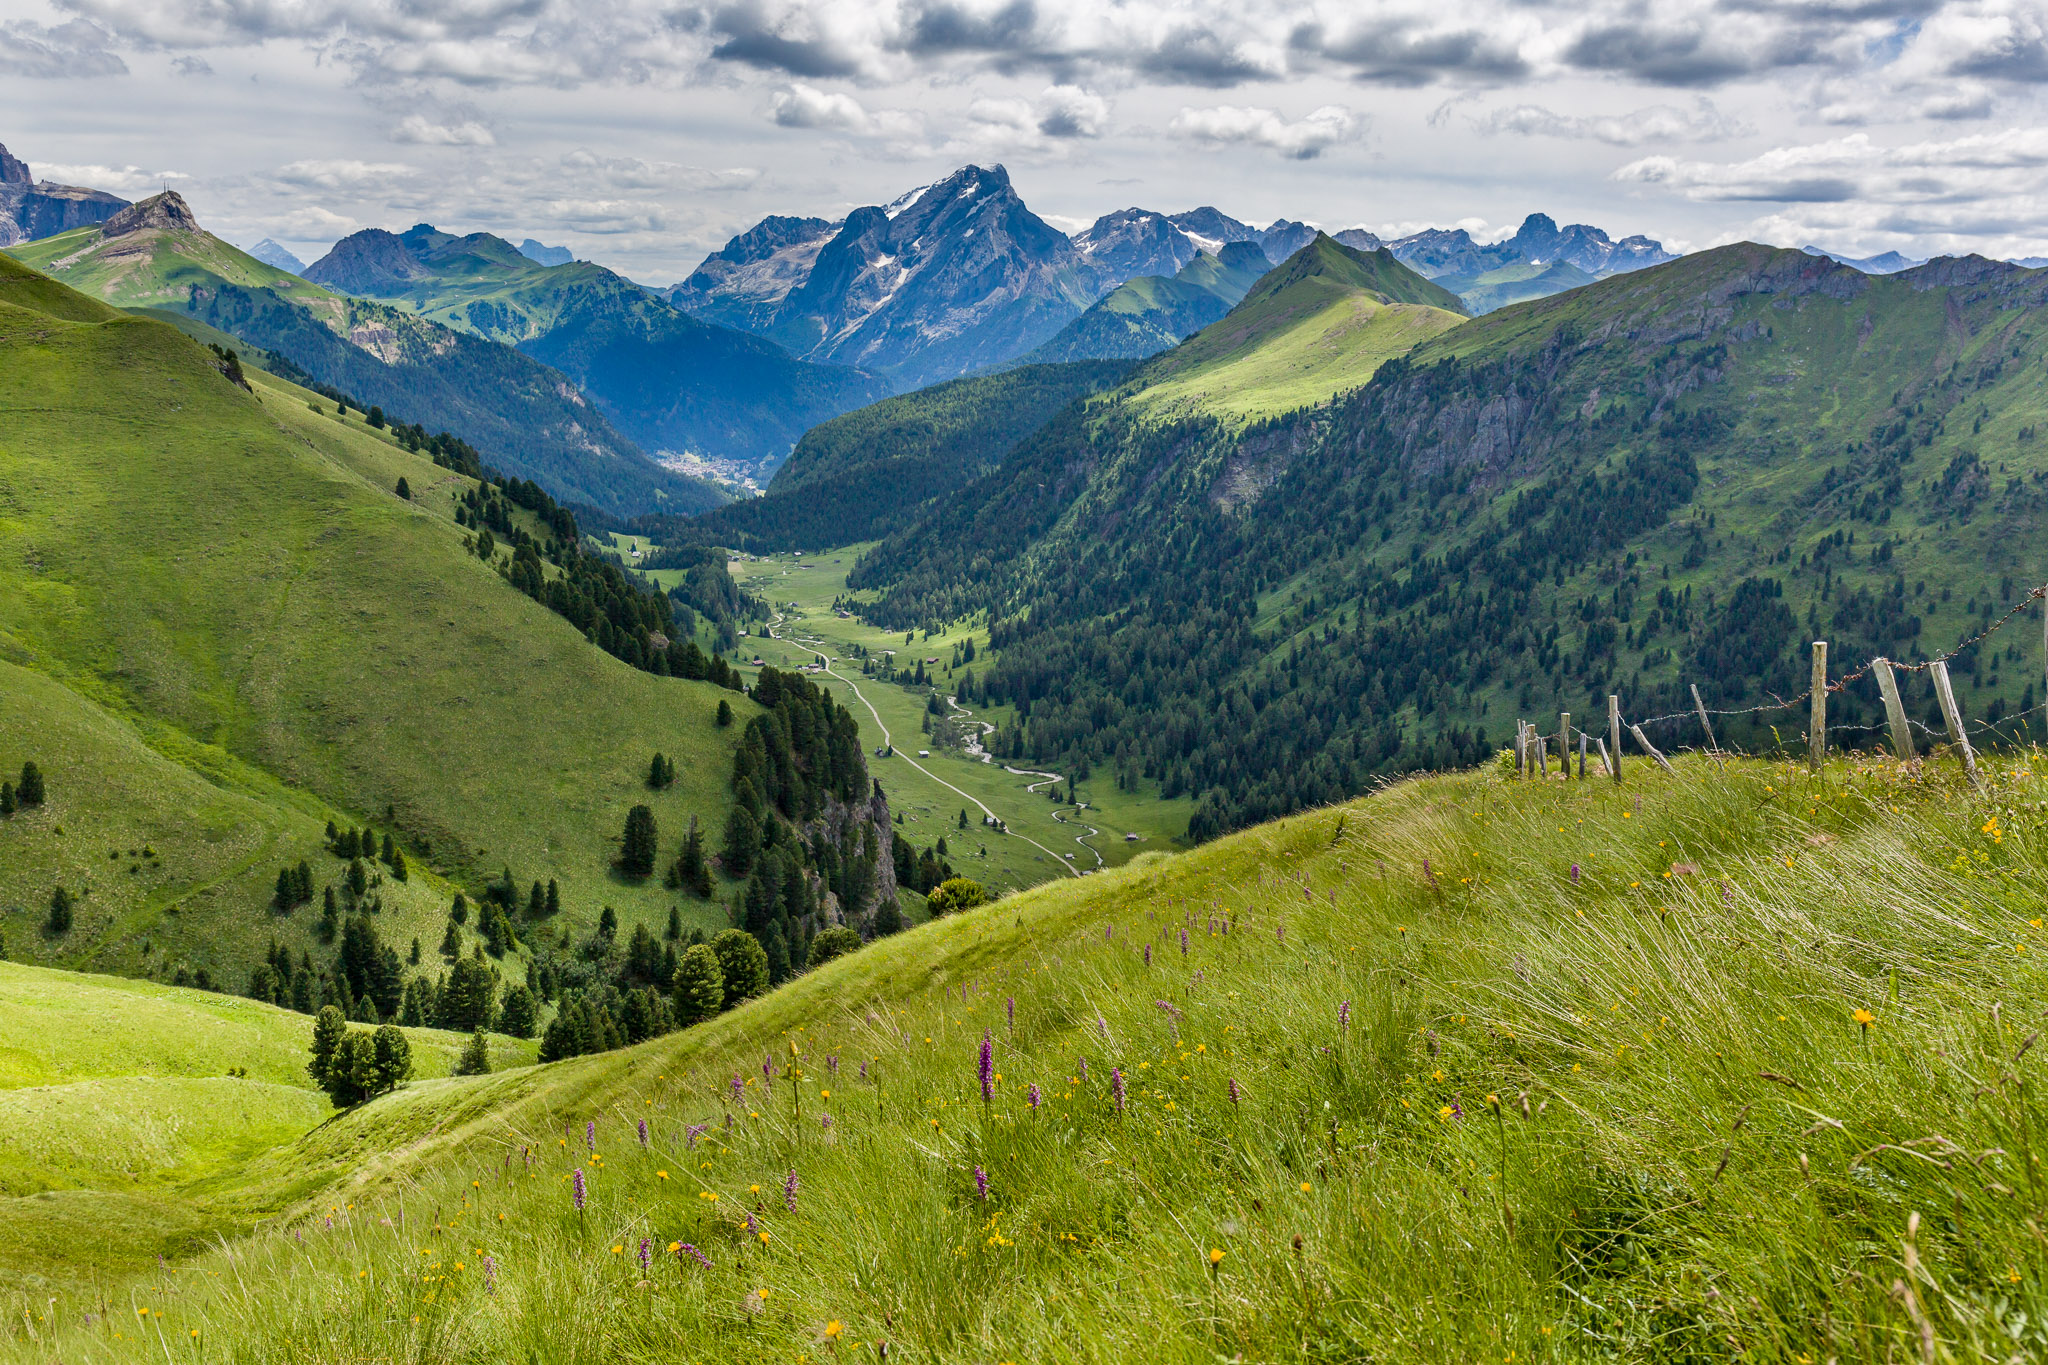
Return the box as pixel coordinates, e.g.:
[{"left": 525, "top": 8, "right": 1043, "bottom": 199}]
[
  {"left": 5, "top": 748, "right": 2044, "bottom": 1360},
  {"left": 0, "top": 961, "right": 537, "bottom": 1293}
]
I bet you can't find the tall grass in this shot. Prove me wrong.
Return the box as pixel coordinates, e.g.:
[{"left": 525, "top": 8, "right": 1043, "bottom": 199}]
[{"left": 9, "top": 752, "right": 2047, "bottom": 1362}]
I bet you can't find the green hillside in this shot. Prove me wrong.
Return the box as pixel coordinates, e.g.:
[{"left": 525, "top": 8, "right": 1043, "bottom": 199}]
[
  {"left": 846, "top": 244, "right": 2048, "bottom": 840},
  {"left": 5, "top": 200, "right": 723, "bottom": 518},
  {"left": 635, "top": 361, "right": 1131, "bottom": 553},
  {"left": 0, "top": 249, "right": 760, "bottom": 987},
  {"left": 1120, "top": 234, "right": 1467, "bottom": 422},
  {"left": 0, "top": 959, "right": 535, "bottom": 1292},
  {"left": 302, "top": 225, "right": 889, "bottom": 473},
  {"left": 1023, "top": 243, "right": 1272, "bottom": 364},
  {"left": 4, "top": 755, "right": 2042, "bottom": 1359}
]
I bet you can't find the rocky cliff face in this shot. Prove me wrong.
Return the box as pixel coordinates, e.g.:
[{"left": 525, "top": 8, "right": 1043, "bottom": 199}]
[
  {"left": 101, "top": 191, "right": 202, "bottom": 237},
  {"left": 0, "top": 140, "right": 129, "bottom": 247},
  {"left": 810, "top": 787, "right": 900, "bottom": 930}
]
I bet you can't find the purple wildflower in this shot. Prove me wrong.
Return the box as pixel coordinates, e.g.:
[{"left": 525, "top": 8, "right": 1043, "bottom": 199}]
[
  {"left": 677, "top": 1242, "right": 713, "bottom": 1269},
  {"left": 762, "top": 1057, "right": 773, "bottom": 1084},
  {"left": 821, "top": 1113, "right": 834, "bottom": 1130},
  {"left": 1006, "top": 996, "right": 1015, "bottom": 1030},
  {"left": 1180, "top": 927, "right": 1189, "bottom": 957},
  {"left": 585, "top": 1119, "right": 596, "bottom": 1152},
  {"left": 827, "top": 1054, "right": 839, "bottom": 1076},
  {"left": 978, "top": 1030, "right": 995, "bottom": 1104},
  {"left": 743, "top": 1211, "right": 759, "bottom": 1236},
  {"left": 1277, "top": 924, "right": 1285, "bottom": 944},
  {"left": 323, "top": 1215, "right": 333, "bottom": 1230},
  {"left": 1339, "top": 1000, "right": 1352, "bottom": 1032},
  {"left": 572, "top": 1167, "right": 587, "bottom": 1212},
  {"left": 1096, "top": 1016, "right": 1109, "bottom": 1039},
  {"left": 637, "top": 1118, "right": 649, "bottom": 1149},
  {"left": 1569, "top": 863, "right": 1581, "bottom": 884},
  {"left": 1078, "top": 1058, "right": 1088, "bottom": 1081},
  {"left": 859, "top": 1059, "right": 869, "bottom": 1081},
  {"left": 1104, "top": 926, "right": 1112, "bottom": 942},
  {"left": 1228, "top": 1077, "right": 1241, "bottom": 1105},
  {"left": 685, "top": 1122, "right": 706, "bottom": 1149},
  {"left": 522, "top": 1145, "right": 531, "bottom": 1172},
  {"left": 637, "top": 1238, "right": 652, "bottom": 1273},
  {"left": 1111, "top": 1068, "right": 1126, "bottom": 1112},
  {"left": 1027, "top": 1084, "right": 1042, "bottom": 1110},
  {"left": 481, "top": 1253, "right": 498, "bottom": 1294},
  {"left": 1144, "top": 943, "right": 1153, "bottom": 967},
  {"left": 974, "top": 1166, "right": 990, "bottom": 1201},
  {"left": 729, "top": 1073, "right": 744, "bottom": 1101},
  {"left": 784, "top": 1168, "right": 800, "bottom": 1213}
]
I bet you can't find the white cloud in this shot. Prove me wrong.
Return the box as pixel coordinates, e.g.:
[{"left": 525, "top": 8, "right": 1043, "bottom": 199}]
[
  {"left": 1036, "top": 85, "right": 1108, "bottom": 139},
  {"left": 768, "top": 83, "right": 871, "bottom": 131},
  {"left": 270, "top": 158, "right": 423, "bottom": 191},
  {"left": 1477, "top": 97, "right": 1747, "bottom": 146},
  {"left": 1169, "top": 104, "right": 1358, "bottom": 160},
  {"left": 32, "top": 161, "right": 191, "bottom": 193},
  {"left": 391, "top": 113, "right": 497, "bottom": 145},
  {"left": 0, "top": 18, "right": 125, "bottom": 77}
]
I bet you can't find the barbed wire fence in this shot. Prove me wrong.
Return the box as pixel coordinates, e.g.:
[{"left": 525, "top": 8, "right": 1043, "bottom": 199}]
[{"left": 1510, "top": 583, "right": 2048, "bottom": 791}]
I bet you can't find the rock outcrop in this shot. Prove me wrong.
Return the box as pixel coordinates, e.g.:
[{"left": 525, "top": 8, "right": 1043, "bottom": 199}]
[{"left": 0, "top": 140, "right": 129, "bottom": 247}]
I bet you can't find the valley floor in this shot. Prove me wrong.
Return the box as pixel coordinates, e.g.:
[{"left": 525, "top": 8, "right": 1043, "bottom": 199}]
[{"left": 7, "top": 749, "right": 2045, "bottom": 1362}]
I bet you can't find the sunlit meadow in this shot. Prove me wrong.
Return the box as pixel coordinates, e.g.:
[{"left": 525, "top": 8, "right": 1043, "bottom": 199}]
[{"left": 9, "top": 750, "right": 2048, "bottom": 1363}]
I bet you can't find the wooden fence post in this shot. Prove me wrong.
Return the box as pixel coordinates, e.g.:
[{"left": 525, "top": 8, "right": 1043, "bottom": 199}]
[
  {"left": 1595, "top": 735, "right": 1613, "bottom": 779},
  {"left": 1871, "top": 658, "right": 1915, "bottom": 761},
  {"left": 1515, "top": 721, "right": 1526, "bottom": 778},
  {"left": 1535, "top": 731, "right": 1548, "bottom": 778},
  {"left": 1808, "top": 640, "right": 1828, "bottom": 772},
  {"left": 1608, "top": 695, "right": 1622, "bottom": 784},
  {"left": 1689, "top": 683, "right": 1722, "bottom": 764},
  {"left": 1929, "top": 659, "right": 1982, "bottom": 788},
  {"left": 1629, "top": 722, "right": 1676, "bottom": 773},
  {"left": 1578, "top": 731, "right": 1588, "bottom": 779},
  {"left": 1559, "top": 712, "right": 1571, "bottom": 780}
]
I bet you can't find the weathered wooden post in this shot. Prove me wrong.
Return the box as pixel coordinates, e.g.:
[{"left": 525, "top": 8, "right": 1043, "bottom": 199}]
[
  {"left": 1608, "top": 695, "right": 1622, "bottom": 784},
  {"left": 1516, "top": 721, "right": 1528, "bottom": 778},
  {"left": 1535, "top": 730, "right": 1548, "bottom": 778},
  {"left": 1629, "top": 722, "right": 1676, "bottom": 774},
  {"left": 1690, "top": 683, "right": 1722, "bottom": 762},
  {"left": 1808, "top": 640, "right": 1828, "bottom": 772},
  {"left": 1595, "top": 735, "right": 1614, "bottom": 779},
  {"left": 1871, "top": 659, "right": 1914, "bottom": 761},
  {"left": 1559, "top": 712, "right": 1571, "bottom": 780},
  {"left": 1929, "top": 659, "right": 1982, "bottom": 788},
  {"left": 1578, "top": 731, "right": 1588, "bottom": 779}
]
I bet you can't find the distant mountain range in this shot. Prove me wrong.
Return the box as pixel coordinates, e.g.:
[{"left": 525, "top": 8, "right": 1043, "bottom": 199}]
[
  {"left": 245, "top": 237, "right": 306, "bottom": 273},
  {"left": 0, "top": 140, "right": 126, "bottom": 247},
  {"left": 1800, "top": 244, "right": 1922, "bottom": 275},
  {"left": 5, "top": 192, "right": 725, "bottom": 518},
  {"left": 303, "top": 223, "right": 887, "bottom": 476},
  {"left": 666, "top": 168, "right": 1682, "bottom": 385}
]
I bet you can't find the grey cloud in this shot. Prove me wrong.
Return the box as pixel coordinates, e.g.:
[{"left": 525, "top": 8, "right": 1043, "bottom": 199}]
[
  {"left": 898, "top": 0, "right": 1037, "bottom": 56},
  {"left": 0, "top": 19, "right": 126, "bottom": 78},
  {"left": 1563, "top": 22, "right": 1819, "bottom": 86},
  {"left": 171, "top": 53, "right": 210, "bottom": 75},
  {"left": 1136, "top": 27, "right": 1277, "bottom": 87},
  {"left": 708, "top": 4, "right": 864, "bottom": 77},
  {"left": 1296, "top": 20, "right": 1529, "bottom": 87},
  {"left": 1946, "top": 30, "right": 2048, "bottom": 83}
]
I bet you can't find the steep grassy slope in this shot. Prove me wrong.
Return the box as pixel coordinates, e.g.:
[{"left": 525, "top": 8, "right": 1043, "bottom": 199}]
[
  {"left": 6, "top": 754, "right": 2043, "bottom": 1360},
  {"left": 1023, "top": 242, "right": 1272, "bottom": 364},
  {"left": 0, "top": 252, "right": 753, "bottom": 982},
  {"left": 6, "top": 209, "right": 722, "bottom": 517},
  {"left": 0, "top": 961, "right": 536, "bottom": 1292},
  {"left": 304, "top": 226, "right": 888, "bottom": 473},
  {"left": 639, "top": 361, "right": 1130, "bottom": 553},
  {"left": 1120, "top": 235, "right": 1466, "bottom": 422},
  {"left": 851, "top": 243, "right": 2048, "bottom": 839}
]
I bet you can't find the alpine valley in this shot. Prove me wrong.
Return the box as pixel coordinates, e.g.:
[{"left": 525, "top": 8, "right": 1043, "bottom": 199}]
[{"left": 5, "top": 104, "right": 2048, "bottom": 1365}]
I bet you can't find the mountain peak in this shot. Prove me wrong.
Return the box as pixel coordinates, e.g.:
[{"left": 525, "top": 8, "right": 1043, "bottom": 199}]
[
  {"left": 102, "top": 191, "right": 201, "bottom": 237},
  {"left": 0, "top": 142, "right": 30, "bottom": 187}
]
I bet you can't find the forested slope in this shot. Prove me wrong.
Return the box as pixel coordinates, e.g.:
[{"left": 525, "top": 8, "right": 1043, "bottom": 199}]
[{"left": 853, "top": 244, "right": 2048, "bottom": 838}]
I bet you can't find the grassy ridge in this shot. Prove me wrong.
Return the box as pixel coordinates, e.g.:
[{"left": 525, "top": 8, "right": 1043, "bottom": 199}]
[
  {"left": 0, "top": 253, "right": 751, "bottom": 984},
  {"left": 6, "top": 753, "right": 2044, "bottom": 1359}
]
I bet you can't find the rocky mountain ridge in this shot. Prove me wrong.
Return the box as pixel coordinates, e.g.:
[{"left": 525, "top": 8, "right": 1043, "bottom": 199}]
[{"left": 0, "top": 140, "right": 129, "bottom": 248}]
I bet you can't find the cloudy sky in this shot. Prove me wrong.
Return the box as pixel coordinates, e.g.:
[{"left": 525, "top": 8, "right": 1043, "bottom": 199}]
[{"left": 5, "top": 0, "right": 2048, "bottom": 281}]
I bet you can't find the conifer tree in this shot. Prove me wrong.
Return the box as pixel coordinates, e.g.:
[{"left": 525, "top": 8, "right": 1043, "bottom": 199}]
[
  {"left": 619, "top": 804, "right": 658, "bottom": 876},
  {"left": 17, "top": 762, "right": 44, "bottom": 807},
  {"left": 390, "top": 848, "right": 407, "bottom": 882},
  {"left": 721, "top": 805, "right": 760, "bottom": 877},
  {"left": 0, "top": 782, "right": 12, "bottom": 816},
  {"left": 46, "top": 885, "right": 72, "bottom": 935},
  {"left": 439, "top": 919, "right": 462, "bottom": 959},
  {"left": 545, "top": 879, "right": 561, "bottom": 916},
  {"left": 380, "top": 833, "right": 396, "bottom": 866},
  {"left": 325, "top": 1031, "right": 377, "bottom": 1105},
  {"left": 665, "top": 905, "right": 682, "bottom": 941},
  {"left": 308, "top": 1006, "right": 347, "bottom": 1086},
  {"left": 681, "top": 817, "right": 711, "bottom": 896},
  {"left": 346, "top": 857, "right": 369, "bottom": 900},
  {"left": 672, "top": 943, "right": 724, "bottom": 1024},
  {"left": 370, "top": 1024, "right": 413, "bottom": 1094},
  {"left": 716, "top": 699, "right": 734, "bottom": 727},
  {"left": 453, "top": 1029, "right": 492, "bottom": 1076},
  {"left": 497, "top": 984, "right": 538, "bottom": 1039},
  {"left": 395, "top": 476, "right": 411, "bottom": 500},
  {"left": 598, "top": 904, "right": 619, "bottom": 941},
  {"left": 710, "top": 928, "right": 769, "bottom": 1003},
  {"left": 527, "top": 881, "right": 546, "bottom": 918}
]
